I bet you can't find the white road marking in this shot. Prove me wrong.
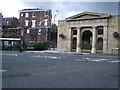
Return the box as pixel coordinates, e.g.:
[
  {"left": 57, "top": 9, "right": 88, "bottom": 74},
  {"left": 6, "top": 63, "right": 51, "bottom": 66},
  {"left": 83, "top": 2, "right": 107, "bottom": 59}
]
[
  {"left": 86, "top": 58, "right": 90, "bottom": 59},
  {"left": 107, "top": 60, "right": 119, "bottom": 63},
  {"left": 2, "top": 53, "right": 23, "bottom": 56},
  {"left": 31, "top": 55, "right": 61, "bottom": 59},
  {"left": 75, "top": 58, "right": 119, "bottom": 63},
  {"left": 92, "top": 60, "right": 101, "bottom": 62},
  {"left": 82, "top": 53, "right": 90, "bottom": 55},
  {"left": 0, "top": 70, "right": 7, "bottom": 72}
]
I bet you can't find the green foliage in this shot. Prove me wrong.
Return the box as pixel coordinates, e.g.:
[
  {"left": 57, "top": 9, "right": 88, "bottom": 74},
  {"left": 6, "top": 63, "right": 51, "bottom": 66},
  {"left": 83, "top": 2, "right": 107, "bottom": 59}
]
[
  {"left": 3, "top": 32, "right": 16, "bottom": 38},
  {"left": 50, "top": 24, "right": 58, "bottom": 32},
  {"left": 33, "top": 42, "right": 48, "bottom": 50},
  {"left": 2, "top": 27, "right": 19, "bottom": 38}
]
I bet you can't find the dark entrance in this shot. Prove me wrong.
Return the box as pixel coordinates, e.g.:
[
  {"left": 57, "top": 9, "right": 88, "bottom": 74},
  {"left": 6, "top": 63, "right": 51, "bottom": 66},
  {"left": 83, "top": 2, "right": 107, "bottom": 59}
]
[
  {"left": 82, "top": 30, "right": 92, "bottom": 52},
  {"left": 97, "top": 37, "right": 103, "bottom": 53},
  {"left": 72, "top": 37, "right": 77, "bottom": 52}
]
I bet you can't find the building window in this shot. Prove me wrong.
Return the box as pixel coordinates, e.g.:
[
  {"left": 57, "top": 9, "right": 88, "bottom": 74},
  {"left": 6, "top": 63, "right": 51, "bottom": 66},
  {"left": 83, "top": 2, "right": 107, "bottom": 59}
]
[
  {"left": 44, "top": 11, "right": 48, "bottom": 18},
  {"left": 73, "top": 30, "right": 77, "bottom": 35},
  {"left": 21, "top": 13, "right": 24, "bottom": 17},
  {"left": 38, "top": 29, "right": 42, "bottom": 35},
  {"left": 39, "top": 21, "right": 42, "bottom": 26},
  {"left": 25, "top": 20, "right": 29, "bottom": 26},
  {"left": 21, "top": 30, "right": 24, "bottom": 36},
  {"left": 44, "top": 19, "right": 48, "bottom": 26},
  {"left": 45, "top": 11, "right": 48, "bottom": 15},
  {"left": 25, "top": 13, "right": 29, "bottom": 17},
  {"left": 32, "top": 12, "right": 36, "bottom": 17},
  {"left": 7, "top": 21, "right": 9, "bottom": 26},
  {"left": 27, "top": 29, "right": 30, "bottom": 33},
  {"left": 32, "top": 20, "right": 36, "bottom": 27},
  {"left": 98, "top": 29, "right": 103, "bottom": 35}
]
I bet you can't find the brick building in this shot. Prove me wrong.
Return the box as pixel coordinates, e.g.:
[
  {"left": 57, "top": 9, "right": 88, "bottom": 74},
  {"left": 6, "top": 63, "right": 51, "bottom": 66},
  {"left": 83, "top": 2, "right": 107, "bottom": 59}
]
[
  {"left": 3, "top": 17, "right": 19, "bottom": 27},
  {"left": 19, "top": 8, "right": 52, "bottom": 43},
  {"left": 1, "top": 17, "right": 21, "bottom": 49},
  {"left": 0, "top": 13, "right": 3, "bottom": 37},
  {"left": 2, "top": 17, "right": 20, "bottom": 38},
  {"left": 57, "top": 12, "right": 120, "bottom": 54},
  {"left": 0, "top": 13, "right": 2, "bottom": 28}
]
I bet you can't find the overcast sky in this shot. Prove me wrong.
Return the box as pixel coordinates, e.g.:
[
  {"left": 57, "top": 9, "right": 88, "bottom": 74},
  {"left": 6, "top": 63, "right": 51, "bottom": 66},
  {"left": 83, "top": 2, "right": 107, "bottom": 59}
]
[{"left": 0, "top": 0, "right": 119, "bottom": 24}]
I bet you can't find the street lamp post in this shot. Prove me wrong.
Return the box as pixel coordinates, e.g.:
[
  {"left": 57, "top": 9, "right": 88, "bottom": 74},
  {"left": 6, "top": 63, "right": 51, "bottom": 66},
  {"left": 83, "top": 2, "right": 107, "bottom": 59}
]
[
  {"left": 53, "top": 15, "right": 56, "bottom": 50},
  {"left": 52, "top": 10, "right": 58, "bottom": 50},
  {"left": 54, "top": 15, "right": 56, "bottom": 26}
]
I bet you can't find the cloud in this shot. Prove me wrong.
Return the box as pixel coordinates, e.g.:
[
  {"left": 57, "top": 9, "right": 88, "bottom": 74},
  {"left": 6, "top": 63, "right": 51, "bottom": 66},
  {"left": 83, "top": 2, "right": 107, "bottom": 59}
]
[
  {"left": 23, "top": 0, "right": 119, "bottom": 2},
  {"left": 66, "top": 11, "right": 82, "bottom": 17},
  {"left": 0, "top": 0, "right": 25, "bottom": 18},
  {"left": 0, "top": 1, "right": 118, "bottom": 24}
]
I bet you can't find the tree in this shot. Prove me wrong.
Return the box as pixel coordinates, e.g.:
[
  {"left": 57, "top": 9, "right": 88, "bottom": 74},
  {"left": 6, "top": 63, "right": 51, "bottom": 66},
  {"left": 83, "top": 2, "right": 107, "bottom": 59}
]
[
  {"left": 50, "top": 23, "right": 58, "bottom": 48},
  {"left": 2, "top": 28, "right": 19, "bottom": 38},
  {"left": 10, "top": 17, "right": 20, "bottom": 28},
  {"left": 50, "top": 23, "right": 58, "bottom": 32}
]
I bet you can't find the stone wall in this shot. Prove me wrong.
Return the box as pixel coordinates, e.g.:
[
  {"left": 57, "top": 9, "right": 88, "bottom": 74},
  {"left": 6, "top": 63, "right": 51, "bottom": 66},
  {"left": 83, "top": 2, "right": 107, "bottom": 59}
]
[
  {"left": 57, "top": 20, "right": 70, "bottom": 51},
  {"left": 57, "top": 13, "right": 119, "bottom": 54},
  {"left": 107, "top": 15, "right": 119, "bottom": 54}
]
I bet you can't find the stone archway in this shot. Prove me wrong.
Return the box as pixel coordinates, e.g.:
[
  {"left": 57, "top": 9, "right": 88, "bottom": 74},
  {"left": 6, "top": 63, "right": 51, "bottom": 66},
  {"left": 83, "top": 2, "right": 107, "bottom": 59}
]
[{"left": 82, "top": 30, "right": 92, "bottom": 52}]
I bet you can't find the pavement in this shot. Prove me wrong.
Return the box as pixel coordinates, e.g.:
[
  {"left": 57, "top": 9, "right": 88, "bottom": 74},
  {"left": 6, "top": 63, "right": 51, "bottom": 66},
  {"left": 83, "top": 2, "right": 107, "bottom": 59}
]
[
  {"left": 25, "top": 49, "right": 119, "bottom": 57},
  {"left": 25, "top": 50, "right": 90, "bottom": 55},
  {"left": 24, "top": 50, "right": 120, "bottom": 63}
]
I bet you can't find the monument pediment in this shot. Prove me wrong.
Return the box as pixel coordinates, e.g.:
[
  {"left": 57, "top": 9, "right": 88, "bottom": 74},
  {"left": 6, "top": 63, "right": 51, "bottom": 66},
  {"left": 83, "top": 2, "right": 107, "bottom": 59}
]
[{"left": 66, "top": 12, "right": 111, "bottom": 21}]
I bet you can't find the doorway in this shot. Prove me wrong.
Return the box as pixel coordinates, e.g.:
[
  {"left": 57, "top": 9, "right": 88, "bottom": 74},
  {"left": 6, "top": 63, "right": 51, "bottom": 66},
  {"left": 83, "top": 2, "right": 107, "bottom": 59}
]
[
  {"left": 82, "top": 30, "right": 92, "bottom": 52},
  {"left": 97, "top": 37, "right": 103, "bottom": 53},
  {"left": 72, "top": 37, "right": 77, "bottom": 52}
]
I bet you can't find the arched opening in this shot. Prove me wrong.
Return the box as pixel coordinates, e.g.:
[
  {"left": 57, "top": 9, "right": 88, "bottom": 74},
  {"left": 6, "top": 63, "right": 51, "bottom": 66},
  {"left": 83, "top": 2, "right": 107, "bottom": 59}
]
[
  {"left": 72, "top": 37, "right": 77, "bottom": 52},
  {"left": 82, "top": 30, "right": 92, "bottom": 52},
  {"left": 97, "top": 37, "right": 103, "bottom": 53}
]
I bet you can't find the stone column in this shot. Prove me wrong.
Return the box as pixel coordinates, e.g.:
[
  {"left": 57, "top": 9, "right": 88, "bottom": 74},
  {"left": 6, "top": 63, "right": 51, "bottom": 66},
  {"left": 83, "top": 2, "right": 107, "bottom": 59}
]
[
  {"left": 68, "top": 27, "right": 72, "bottom": 52},
  {"left": 91, "top": 27, "right": 97, "bottom": 53},
  {"left": 76, "top": 27, "right": 82, "bottom": 53},
  {"left": 103, "top": 26, "right": 108, "bottom": 54}
]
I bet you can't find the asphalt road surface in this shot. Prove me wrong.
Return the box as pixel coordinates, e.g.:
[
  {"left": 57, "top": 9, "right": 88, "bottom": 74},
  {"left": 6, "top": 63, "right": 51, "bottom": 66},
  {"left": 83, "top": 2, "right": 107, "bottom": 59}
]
[{"left": 1, "top": 51, "right": 119, "bottom": 88}]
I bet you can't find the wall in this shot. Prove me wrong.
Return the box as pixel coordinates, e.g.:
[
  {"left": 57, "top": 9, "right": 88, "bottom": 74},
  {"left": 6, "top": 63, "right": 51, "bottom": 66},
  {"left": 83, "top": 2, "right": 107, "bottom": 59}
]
[
  {"left": 57, "top": 15, "right": 119, "bottom": 54},
  {"left": 19, "top": 10, "right": 52, "bottom": 28},
  {"left": 0, "top": 13, "right": 3, "bottom": 37},
  {"left": 107, "top": 15, "right": 119, "bottom": 54},
  {"left": 57, "top": 20, "right": 70, "bottom": 51}
]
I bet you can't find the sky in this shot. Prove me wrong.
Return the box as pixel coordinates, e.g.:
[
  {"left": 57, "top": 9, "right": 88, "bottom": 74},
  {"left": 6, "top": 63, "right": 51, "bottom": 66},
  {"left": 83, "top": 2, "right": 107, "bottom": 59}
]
[{"left": 0, "top": 0, "right": 119, "bottom": 24}]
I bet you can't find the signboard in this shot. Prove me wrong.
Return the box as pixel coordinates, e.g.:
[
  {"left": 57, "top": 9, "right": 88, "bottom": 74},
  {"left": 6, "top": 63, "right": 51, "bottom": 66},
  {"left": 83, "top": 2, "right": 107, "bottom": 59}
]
[
  {"left": 68, "top": 38, "right": 71, "bottom": 40},
  {"left": 103, "top": 38, "right": 107, "bottom": 41}
]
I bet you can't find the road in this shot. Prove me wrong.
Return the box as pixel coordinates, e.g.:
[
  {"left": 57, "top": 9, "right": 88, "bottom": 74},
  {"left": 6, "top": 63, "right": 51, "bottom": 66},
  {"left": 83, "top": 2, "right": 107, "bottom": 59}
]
[{"left": 1, "top": 51, "right": 119, "bottom": 88}]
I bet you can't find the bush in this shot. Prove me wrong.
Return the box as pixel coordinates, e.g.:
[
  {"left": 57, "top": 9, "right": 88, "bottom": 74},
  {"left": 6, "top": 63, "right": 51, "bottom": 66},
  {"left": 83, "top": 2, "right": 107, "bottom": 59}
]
[{"left": 33, "top": 42, "right": 48, "bottom": 50}]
